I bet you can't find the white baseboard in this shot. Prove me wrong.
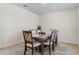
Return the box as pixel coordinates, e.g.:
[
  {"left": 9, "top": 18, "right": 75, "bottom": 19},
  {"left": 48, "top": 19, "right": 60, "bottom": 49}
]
[{"left": 59, "top": 40, "right": 77, "bottom": 46}]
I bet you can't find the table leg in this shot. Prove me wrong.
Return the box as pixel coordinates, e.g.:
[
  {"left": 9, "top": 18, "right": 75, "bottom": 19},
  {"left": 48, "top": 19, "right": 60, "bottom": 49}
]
[
  {"left": 41, "top": 41, "right": 44, "bottom": 55},
  {"left": 39, "top": 45, "right": 41, "bottom": 53}
]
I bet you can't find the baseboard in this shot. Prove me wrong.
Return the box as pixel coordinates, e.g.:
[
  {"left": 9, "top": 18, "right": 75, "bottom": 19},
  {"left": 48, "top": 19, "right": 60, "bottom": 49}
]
[{"left": 59, "top": 40, "right": 77, "bottom": 46}]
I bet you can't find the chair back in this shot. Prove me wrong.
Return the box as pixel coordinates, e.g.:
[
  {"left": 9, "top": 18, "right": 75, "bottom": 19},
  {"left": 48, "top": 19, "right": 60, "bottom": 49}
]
[
  {"left": 55, "top": 30, "right": 58, "bottom": 40},
  {"left": 30, "top": 29, "right": 37, "bottom": 35},
  {"left": 23, "top": 31, "right": 32, "bottom": 43},
  {"left": 47, "top": 30, "right": 53, "bottom": 44},
  {"left": 49, "top": 29, "right": 57, "bottom": 41}
]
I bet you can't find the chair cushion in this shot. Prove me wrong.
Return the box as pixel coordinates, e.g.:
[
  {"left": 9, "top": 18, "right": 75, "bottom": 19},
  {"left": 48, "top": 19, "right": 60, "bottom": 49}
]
[
  {"left": 44, "top": 40, "right": 52, "bottom": 45},
  {"left": 51, "top": 38, "right": 56, "bottom": 42},
  {"left": 26, "top": 41, "right": 41, "bottom": 47}
]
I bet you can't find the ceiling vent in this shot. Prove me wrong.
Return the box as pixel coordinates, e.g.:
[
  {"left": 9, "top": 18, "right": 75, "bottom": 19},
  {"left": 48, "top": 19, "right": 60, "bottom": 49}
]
[{"left": 23, "top": 4, "right": 28, "bottom": 8}]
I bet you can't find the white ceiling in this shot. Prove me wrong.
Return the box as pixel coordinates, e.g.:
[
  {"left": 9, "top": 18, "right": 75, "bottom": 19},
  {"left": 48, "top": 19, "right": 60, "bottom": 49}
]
[{"left": 15, "top": 3, "right": 79, "bottom": 15}]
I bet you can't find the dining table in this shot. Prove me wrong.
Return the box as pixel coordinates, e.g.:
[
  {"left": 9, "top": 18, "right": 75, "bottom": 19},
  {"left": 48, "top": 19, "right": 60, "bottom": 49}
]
[{"left": 32, "top": 33, "right": 52, "bottom": 55}]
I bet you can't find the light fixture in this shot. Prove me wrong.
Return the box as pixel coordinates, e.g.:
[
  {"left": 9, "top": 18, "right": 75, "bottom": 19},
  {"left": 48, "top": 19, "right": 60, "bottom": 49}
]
[{"left": 42, "top": 3, "right": 46, "bottom": 6}]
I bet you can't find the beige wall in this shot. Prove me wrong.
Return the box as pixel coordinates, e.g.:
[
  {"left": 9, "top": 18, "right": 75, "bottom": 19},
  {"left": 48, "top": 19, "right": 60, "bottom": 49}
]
[
  {"left": 0, "top": 4, "right": 5, "bottom": 48},
  {"left": 0, "top": 4, "right": 39, "bottom": 48},
  {"left": 39, "top": 8, "right": 78, "bottom": 45},
  {"left": 78, "top": 8, "right": 79, "bottom": 46}
]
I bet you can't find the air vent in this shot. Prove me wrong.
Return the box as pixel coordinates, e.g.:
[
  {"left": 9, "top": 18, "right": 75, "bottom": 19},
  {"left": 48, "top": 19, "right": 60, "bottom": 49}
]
[{"left": 23, "top": 4, "right": 27, "bottom": 8}]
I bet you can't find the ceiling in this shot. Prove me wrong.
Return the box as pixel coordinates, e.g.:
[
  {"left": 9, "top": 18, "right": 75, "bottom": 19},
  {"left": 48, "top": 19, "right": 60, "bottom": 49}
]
[{"left": 15, "top": 3, "right": 79, "bottom": 15}]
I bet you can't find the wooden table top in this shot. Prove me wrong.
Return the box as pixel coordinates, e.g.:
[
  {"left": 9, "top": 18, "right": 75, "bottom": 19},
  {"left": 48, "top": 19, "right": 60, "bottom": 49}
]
[{"left": 32, "top": 33, "right": 52, "bottom": 40}]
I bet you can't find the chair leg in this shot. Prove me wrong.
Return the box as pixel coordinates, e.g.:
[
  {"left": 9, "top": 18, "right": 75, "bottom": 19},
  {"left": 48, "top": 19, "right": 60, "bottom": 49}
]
[
  {"left": 35, "top": 47, "right": 38, "bottom": 51},
  {"left": 32, "top": 48, "right": 34, "bottom": 55},
  {"left": 55, "top": 34, "right": 58, "bottom": 46},
  {"left": 39, "top": 46, "right": 41, "bottom": 53},
  {"left": 44, "top": 45, "right": 46, "bottom": 48},
  {"left": 54, "top": 37, "right": 57, "bottom": 46},
  {"left": 52, "top": 41, "right": 54, "bottom": 51},
  {"left": 55, "top": 40, "right": 57, "bottom": 46},
  {"left": 49, "top": 45, "right": 51, "bottom": 55},
  {"left": 24, "top": 46, "right": 27, "bottom": 55}
]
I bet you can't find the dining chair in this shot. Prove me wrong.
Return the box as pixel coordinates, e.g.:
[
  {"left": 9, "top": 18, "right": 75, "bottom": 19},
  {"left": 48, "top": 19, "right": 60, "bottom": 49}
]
[
  {"left": 54, "top": 30, "right": 58, "bottom": 46},
  {"left": 23, "top": 31, "right": 41, "bottom": 55},
  {"left": 51, "top": 29, "right": 58, "bottom": 51},
  {"left": 51, "top": 31, "right": 55, "bottom": 51},
  {"left": 43, "top": 31, "right": 53, "bottom": 55},
  {"left": 30, "top": 29, "right": 41, "bottom": 51}
]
